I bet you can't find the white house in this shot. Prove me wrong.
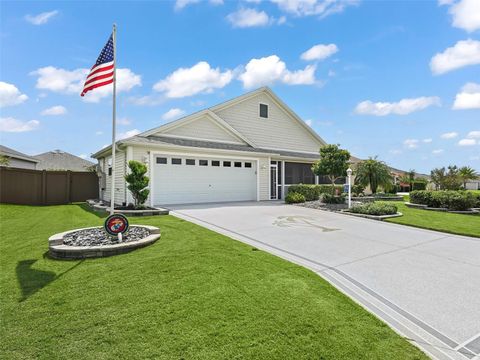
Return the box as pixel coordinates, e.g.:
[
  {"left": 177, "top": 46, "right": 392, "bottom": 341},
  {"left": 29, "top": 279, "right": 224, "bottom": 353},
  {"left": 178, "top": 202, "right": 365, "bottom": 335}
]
[{"left": 92, "top": 87, "right": 330, "bottom": 206}]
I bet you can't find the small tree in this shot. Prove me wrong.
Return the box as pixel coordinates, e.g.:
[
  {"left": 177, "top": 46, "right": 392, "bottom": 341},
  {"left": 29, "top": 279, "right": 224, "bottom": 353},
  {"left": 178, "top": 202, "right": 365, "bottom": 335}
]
[
  {"left": 312, "top": 144, "right": 351, "bottom": 195},
  {"left": 125, "top": 160, "right": 150, "bottom": 208},
  {"left": 430, "top": 167, "right": 446, "bottom": 190},
  {"left": 443, "top": 165, "right": 462, "bottom": 190},
  {"left": 0, "top": 155, "right": 10, "bottom": 166},
  {"left": 458, "top": 166, "right": 478, "bottom": 189},
  {"left": 354, "top": 157, "right": 393, "bottom": 194}
]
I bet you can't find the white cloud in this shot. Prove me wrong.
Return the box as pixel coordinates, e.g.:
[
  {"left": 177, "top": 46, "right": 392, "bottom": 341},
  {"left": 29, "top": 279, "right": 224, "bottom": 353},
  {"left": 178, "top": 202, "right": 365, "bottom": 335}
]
[
  {"left": 403, "top": 139, "right": 419, "bottom": 149},
  {"left": 301, "top": 44, "right": 338, "bottom": 61},
  {"left": 41, "top": 105, "right": 67, "bottom": 116},
  {"left": 441, "top": 131, "right": 458, "bottom": 139},
  {"left": 430, "top": 39, "right": 480, "bottom": 75},
  {"left": 25, "top": 10, "right": 58, "bottom": 25},
  {"left": 118, "top": 129, "right": 141, "bottom": 140},
  {"left": 79, "top": 154, "right": 87, "bottom": 159},
  {"left": 227, "top": 8, "right": 271, "bottom": 28},
  {"left": 458, "top": 138, "right": 477, "bottom": 146},
  {"left": 453, "top": 82, "right": 480, "bottom": 109},
  {"left": 128, "top": 94, "right": 165, "bottom": 106},
  {"left": 305, "top": 119, "right": 313, "bottom": 126},
  {"left": 354, "top": 96, "right": 440, "bottom": 116},
  {"left": 82, "top": 68, "right": 142, "bottom": 103},
  {"left": 448, "top": 0, "right": 480, "bottom": 32},
  {"left": 117, "top": 117, "right": 131, "bottom": 126},
  {"left": 432, "top": 149, "right": 444, "bottom": 154},
  {"left": 0, "top": 117, "right": 39, "bottom": 132},
  {"left": 95, "top": 131, "right": 103, "bottom": 136},
  {"left": 0, "top": 82, "right": 28, "bottom": 107},
  {"left": 467, "top": 130, "right": 480, "bottom": 139},
  {"left": 154, "top": 61, "right": 232, "bottom": 98},
  {"left": 162, "top": 108, "right": 186, "bottom": 121},
  {"left": 239, "top": 55, "right": 316, "bottom": 88},
  {"left": 271, "top": 0, "right": 359, "bottom": 18},
  {"left": 174, "top": 0, "right": 223, "bottom": 11},
  {"left": 423, "top": 138, "right": 433, "bottom": 143}
]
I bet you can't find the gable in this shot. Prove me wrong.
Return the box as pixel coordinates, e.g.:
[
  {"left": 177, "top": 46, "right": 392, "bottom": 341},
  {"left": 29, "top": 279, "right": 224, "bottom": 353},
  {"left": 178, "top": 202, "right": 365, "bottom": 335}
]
[
  {"left": 150, "top": 113, "right": 247, "bottom": 145},
  {"left": 212, "top": 91, "right": 324, "bottom": 153}
]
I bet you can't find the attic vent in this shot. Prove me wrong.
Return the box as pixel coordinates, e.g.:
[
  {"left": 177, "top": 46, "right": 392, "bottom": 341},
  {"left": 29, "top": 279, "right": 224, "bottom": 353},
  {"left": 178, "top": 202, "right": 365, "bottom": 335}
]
[
  {"left": 259, "top": 103, "right": 268, "bottom": 118},
  {"left": 53, "top": 149, "right": 64, "bottom": 154}
]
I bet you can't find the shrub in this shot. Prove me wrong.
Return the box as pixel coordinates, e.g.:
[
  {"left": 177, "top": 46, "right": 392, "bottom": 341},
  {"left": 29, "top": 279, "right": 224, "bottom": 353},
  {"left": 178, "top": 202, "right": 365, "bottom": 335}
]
[
  {"left": 322, "top": 193, "right": 346, "bottom": 204},
  {"left": 125, "top": 160, "right": 150, "bottom": 207},
  {"left": 287, "top": 185, "right": 319, "bottom": 201},
  {"left": 409, "top": 190, "right": 476, "bottom": 210},
  {"left": 443, "top": 192, "right": 476, "bottom": 211},
  {"left": 350, "top": 202, "right": 398, "bottom": 216},
  {"left": 285, "top": 192, "right": 306, "bottom": 204},
  {"left": 412, "top": 180, "right": 427, "bottom": 191},
  {"left": 351, "top": 184, "right": 365, "bottom": 196}
]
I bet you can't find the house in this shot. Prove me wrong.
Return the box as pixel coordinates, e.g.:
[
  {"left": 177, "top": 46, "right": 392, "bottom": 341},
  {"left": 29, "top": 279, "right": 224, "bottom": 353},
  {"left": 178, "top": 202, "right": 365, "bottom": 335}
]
[
  {"left": 92, "top": 87, "right": 332, "bottom": 206},
  {"left": 0, "top": 145, "right": 39, "bottom": 170},
  {"left": 34, "top": 150, "right": 95, "bottom": 172}
]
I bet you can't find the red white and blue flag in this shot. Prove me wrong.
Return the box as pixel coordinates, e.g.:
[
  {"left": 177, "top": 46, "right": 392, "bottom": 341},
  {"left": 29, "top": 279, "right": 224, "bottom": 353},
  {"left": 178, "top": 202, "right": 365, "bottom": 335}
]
[{"left": 81, "top": 34, "right": 114, "bottom": 96}]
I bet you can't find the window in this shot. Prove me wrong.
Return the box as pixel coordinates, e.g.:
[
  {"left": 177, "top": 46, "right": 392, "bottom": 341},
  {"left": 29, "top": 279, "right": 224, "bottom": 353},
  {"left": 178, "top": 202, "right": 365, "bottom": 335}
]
[
  {"left": 186, "top": 159, "right": 195, "bottom": 165},
  {"left": 223, "top": 161, "right": 231, "bottom": 167},
  {"left": 245, "top": 162, "right": 252, "bottom": 168},
  {"left": 172, "top": 158, "right": 182, "bottom": 165},
  {"left": 199, "top": 160, "right": 208, "bottom": 166},
  {"left": 156, "top": 157, "right": 167, "bottom": 164},
  {"left": 212, "top": 160, "right": 220, "bottom": 167},
  {"left": 259, "top": 103, "right": 268, "bottom": 118},
  {"left": 108, "top": 167, "right": 112, "bottom": 176},
  {"left": 234, "top": 162, "right": 242, "bottom": 168},
  {"left": 285, "top": 162, "right": 315, "bottom": 184}
]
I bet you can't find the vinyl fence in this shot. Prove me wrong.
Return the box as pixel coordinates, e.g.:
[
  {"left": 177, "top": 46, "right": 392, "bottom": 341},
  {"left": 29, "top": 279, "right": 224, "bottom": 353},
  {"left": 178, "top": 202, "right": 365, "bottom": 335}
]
[{"left": 0, "top": 167, "right": 98, "bottom": 205}]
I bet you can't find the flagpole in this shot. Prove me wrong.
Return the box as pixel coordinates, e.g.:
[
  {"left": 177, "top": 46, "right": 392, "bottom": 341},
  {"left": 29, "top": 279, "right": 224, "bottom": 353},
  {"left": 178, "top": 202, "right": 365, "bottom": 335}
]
[{"left": 110, "top": 23, "right": 117, "bottom": 215}]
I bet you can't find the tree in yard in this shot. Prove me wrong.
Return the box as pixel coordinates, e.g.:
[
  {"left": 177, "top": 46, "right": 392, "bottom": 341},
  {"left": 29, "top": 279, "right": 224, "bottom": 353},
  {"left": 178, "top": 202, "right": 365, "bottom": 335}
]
[
  {"left": 0, "top": 155, "right": 10, "bottom": 166},
  {"left": 125, "top": 160, "right": 150, "bottom": 208},
  {"left": 458, "top": 166, "right": 478, "bottom": 189},
  {"left": 354, "top": 157, "right": 393, "bottom": 194},
  {"left": 407, "top": 169, "right": 416, "bottom": 189},
  {"left": 312, "top": 144, "right": 351, "bottom": 194},
  {"left": 430, "top": 167, "right": 446, "bottom": 190}
]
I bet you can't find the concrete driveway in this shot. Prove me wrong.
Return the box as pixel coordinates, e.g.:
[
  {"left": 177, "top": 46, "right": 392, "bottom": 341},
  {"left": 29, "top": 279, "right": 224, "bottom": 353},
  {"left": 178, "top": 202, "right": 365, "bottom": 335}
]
[{"left": 170, "top": 201, "right": 480, "bottom": 360}]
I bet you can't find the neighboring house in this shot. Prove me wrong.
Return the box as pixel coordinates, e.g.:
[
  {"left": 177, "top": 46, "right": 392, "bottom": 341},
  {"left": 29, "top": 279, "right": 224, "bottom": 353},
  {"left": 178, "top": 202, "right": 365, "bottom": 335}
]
[
  {"left": 34, "top": 150, "right": 95, "bottom": 171},
  {"left": 465, "top": 180, "right": 480, "bottom": 190},
  {"left": 0, "top": 145, "right": 39, "bottom": 170},
  {"left": 92, "top": 87, "right": 331, "bottom": 206}
]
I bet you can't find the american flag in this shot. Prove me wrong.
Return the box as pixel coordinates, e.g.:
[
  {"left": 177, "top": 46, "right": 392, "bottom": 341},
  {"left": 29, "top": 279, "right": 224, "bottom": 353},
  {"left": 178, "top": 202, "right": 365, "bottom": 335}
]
[{"left": 81, "top": 34, "right": 114, "bottom": 96}]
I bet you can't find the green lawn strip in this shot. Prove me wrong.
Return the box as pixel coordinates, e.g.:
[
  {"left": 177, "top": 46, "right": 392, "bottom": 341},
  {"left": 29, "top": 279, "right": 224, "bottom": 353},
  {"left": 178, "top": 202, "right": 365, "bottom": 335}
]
[
  {"left": 1, "top": 204, "right": 427, "bottom": 360},
  {"left": 383, "top": 201, "right": 480, "bottom": 238}
]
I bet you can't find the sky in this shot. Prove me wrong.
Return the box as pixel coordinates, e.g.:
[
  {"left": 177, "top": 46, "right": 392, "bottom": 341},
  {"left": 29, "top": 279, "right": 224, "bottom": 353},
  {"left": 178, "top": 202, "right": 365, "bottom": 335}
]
[{"left": 0, "top": 0, "right": 479, "bottom": 173}]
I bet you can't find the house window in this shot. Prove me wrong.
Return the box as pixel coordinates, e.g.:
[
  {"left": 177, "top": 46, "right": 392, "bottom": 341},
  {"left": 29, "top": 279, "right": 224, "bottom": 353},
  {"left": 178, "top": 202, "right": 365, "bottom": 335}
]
[
  {"left": 223, "top": 161, "right": 231, "bottom": 167},
  {"left": 108, "top": 167, "right": 112, "bottom": 176},
  {"left": 259, "top": 103, "right": 268, "bottom": 118},
  {"left": 156, "top": 157, "right": 167, "bottom": 164},
  {"left": 199, "top": 160, "right": 208, "bottom": 166},
  {"left": 186, "top": 159, "right": 195, "bottom": 165},
  {"left": 172, "top": 158, "right": 182, "bottom": 165},
  {"left": 212, "top": 160, "right": 220, "bottom": 167},
  {"left": 234, "top": 162, "right": 242, "bottom": 168},
  {"left": 245, "top": 162, "right": 252, "bottom": 168},
  {"left": 285, "top": 162, "right": 315, "bottom": 184}
]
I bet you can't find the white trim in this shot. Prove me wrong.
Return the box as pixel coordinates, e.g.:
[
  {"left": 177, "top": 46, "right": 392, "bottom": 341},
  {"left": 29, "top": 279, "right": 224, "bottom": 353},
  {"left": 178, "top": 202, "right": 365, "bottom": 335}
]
[
  {"left": 258, "top": 102, "right": 269, "bottom": 119},
  {"left": 156, "top": 133, "right": 244, "bottom": 145},
  {"left": 149, "top": 151, "right": 154, "bottom": 208},
  {"left": 126, "top": 146, "right": 133, "bottom": 204},
  {"left": 270, "top": 162, "right": 278, "bottom": 200},
  {"left": 281, "top": 160, "right": 285, "bottom": 200},
  {"left": 256, "top": 160, "right": 260, "bottom": 201}
]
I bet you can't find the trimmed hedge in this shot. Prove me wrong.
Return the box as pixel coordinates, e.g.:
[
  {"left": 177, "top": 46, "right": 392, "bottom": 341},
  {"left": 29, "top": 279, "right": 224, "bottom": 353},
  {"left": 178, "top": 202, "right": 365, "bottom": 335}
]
[
  {"left": 322, "top": 193, "right": 346, "bottom": 204},
  {"left": 350, "top": 202, "right": 398, "bottom": 216},
  {"left": 412, "top": 181, "right": 427, "bottom": 191},
  {"left": 287, "top": 184, "right": 344, "bottom": 201},
  {"left": 285, "top": 192, "right": 306, "bottom": 204},
  {"left": 410, "top": 190, "right": 477, "bottom": 211}
]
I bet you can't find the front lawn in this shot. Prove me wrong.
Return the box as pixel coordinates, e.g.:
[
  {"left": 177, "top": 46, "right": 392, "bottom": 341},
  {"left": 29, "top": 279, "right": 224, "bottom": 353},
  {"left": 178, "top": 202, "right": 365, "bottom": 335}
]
[
  {"left": 0, "top": 204, "right": 427, "bottom": 359},
  {"left": 383, "top": 201, "right": 480, "bottom": 238}
]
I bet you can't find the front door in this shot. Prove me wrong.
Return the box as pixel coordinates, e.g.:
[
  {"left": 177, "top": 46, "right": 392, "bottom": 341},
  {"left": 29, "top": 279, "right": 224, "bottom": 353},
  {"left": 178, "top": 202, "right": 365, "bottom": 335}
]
[{"left": 270, "top": 164, "right": 277, "bottom": 200}]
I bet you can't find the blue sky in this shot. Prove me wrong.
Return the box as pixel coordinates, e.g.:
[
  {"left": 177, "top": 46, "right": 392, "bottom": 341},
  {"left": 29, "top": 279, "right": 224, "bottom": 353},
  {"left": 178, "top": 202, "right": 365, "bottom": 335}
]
[{"left": 0, "top": 0, "right": 479, "bottom": 173}]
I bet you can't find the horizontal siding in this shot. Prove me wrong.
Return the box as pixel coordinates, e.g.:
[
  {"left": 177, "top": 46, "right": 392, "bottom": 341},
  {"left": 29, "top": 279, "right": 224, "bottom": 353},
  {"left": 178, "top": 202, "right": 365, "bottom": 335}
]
[
  {"left": 215, "top": 92, "right": 322, "bottom": 153},
  {"left": 258, "top": 157, "right": 270, "bottom": 201},
  {"left": 103, "top": 151, "right": 126, "bottom": 205}
]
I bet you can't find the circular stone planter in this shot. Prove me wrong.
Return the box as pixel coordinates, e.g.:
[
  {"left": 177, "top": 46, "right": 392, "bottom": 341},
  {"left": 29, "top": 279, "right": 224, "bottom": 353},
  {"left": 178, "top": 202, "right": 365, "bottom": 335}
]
[{"left": 48, "top": 225, "right": 160, "bottom": 260}]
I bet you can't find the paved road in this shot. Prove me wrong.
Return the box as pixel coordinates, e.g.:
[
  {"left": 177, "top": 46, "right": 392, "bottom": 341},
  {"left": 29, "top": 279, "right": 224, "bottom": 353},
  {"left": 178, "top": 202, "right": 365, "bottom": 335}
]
[{"left": 170, "top": 201, "right": 480, "bottom": 360}]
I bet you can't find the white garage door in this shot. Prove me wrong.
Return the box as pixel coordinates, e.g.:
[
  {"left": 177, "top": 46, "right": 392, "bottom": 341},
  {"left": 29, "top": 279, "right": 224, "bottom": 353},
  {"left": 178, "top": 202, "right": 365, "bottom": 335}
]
[{"left": 153, "top": 155, "right": 257, "bottom": 205}]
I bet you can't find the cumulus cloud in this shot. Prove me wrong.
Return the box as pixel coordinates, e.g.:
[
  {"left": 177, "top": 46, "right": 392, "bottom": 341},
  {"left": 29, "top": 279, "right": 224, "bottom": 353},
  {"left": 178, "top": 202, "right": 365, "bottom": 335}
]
[
  {"left": 154, "top": 61, "right": 232, "bottom": 98},
  {"left": 354, "top": 96, "right": 440, "bottom": 116},
  {"left": 239, "top": 55, "right": 316, "bottom": 88},
  {"left": 25, "top": 10, "right": 58, "bottom": 25},
  {"left": 0, "top": 117, "right": 39, "bottom": 132},
  {"left": 271, "top": 0, "right": 359, "bottom": 18},
  {"left": 41, "top": 105, "right": 67, "bottom": 116},
  {"left": 441, "top": 131, "right": 458, "bottom": 139},
  {"left": 118, "top": 129, "right": 141, "bottom": 140},
  {"left": 0, "top": 82, "right": 28, "bottom": 107},
  {"left": 117, "top": 117, "right": 131, "bottom": 125},
  {"left": 30, "top": 66, "right": 141, "bottom": 102},
  {"left": 432, "top": 149, "right": 444, "bottom": 154},
  {"left": 430, "top": 39, "right": 480, "bottom": 75},
  {"left": 301, "top": 44, "right": 338, "bottom": 61},
  {"left": 403, "top": 139, "right": 419, "bottom": 149},
  {"left": 458, "top": 138, "right": 477, "bottom": 146},
  {"left": 423, "top": 138, "right": 433, "bottom": 143},
  {"left": 162, "top": 108, "right": 186, "bottom": 121},
  {"left": 227, "top": 8, "right": 271, "bottom": 28},
  {"left": 445, "top": 0, "right": 480, "bottom": 32},
  {"left": 175, "top": 0, "right": 223, "bottom": 11},
  {"left": 467, "top": 130, "right": 480, "bottom": 139},
  {"left": 453, "top": 82, "right": 480, "bottom": 109}
]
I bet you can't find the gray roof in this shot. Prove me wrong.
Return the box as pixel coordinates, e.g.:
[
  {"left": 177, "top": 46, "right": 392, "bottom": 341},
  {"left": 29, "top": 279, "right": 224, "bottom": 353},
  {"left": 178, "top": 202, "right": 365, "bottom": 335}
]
[
  {"left": 34, "top": 150, "right": 95, "bottom": 171},
  {"left": 126, "top": 135, "right": 321, "bottom": 160},
  {"left": 0, "top": 145, "right": 38, "bottom": 163}
]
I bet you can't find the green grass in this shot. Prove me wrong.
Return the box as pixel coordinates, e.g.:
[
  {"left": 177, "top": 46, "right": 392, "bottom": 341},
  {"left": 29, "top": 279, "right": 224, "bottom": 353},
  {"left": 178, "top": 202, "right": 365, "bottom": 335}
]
[
  {"left": 383, "top": 201, "right": 480, "bottom": 237},
  {"left": 0, "top": 204, "right": 427, "bottom": 360}
]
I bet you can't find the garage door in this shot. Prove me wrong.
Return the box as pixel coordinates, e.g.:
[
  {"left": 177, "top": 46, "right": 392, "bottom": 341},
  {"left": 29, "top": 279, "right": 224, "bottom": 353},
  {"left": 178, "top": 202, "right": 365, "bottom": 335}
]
[{"left": 153, "top": 155, "right": 257, "bottom": 205}]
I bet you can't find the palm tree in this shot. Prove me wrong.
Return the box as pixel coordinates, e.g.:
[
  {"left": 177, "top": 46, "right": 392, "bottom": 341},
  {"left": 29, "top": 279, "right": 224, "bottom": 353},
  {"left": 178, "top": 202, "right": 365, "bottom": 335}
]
[
  {"left": 354, "top": 157, "right": 393, "bottom": 194},
  {"left": 458, "top": 166, "right": 478, "bottom": 189}
]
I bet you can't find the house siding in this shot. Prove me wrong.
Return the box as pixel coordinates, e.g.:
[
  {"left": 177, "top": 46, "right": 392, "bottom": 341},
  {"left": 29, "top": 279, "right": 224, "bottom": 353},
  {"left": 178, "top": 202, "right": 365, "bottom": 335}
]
[
  {"left": 103, "top": 151, "right": 126, "bottom": 205},
  {"left": 214, "top": 92, "right": 322, "bottom": 153},
  {"left": 6, "top": 158, "right": 37, "bottom": 170}
]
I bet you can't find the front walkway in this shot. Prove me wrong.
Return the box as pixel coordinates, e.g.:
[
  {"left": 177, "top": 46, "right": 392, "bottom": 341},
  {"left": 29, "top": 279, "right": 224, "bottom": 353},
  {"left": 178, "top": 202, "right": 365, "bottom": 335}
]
[{"left": 169, "top": 201, "right": 480, "bottom": 360}]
